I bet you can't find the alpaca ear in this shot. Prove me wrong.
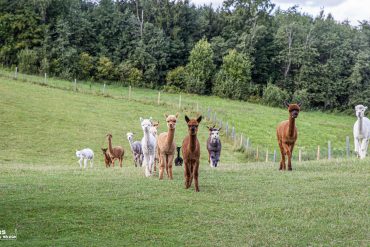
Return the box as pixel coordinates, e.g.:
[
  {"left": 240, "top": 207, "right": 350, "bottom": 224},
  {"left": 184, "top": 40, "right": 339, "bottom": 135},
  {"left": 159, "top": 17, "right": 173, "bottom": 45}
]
[
  {"left": 197, "top": 115, "right": 202, "bottom": 123},
  {"left": 175, "top": 112, "right": 179, "bottom": 118},
  {"left": 218, "top": 127, "right": 222, "bottom": 131},
  {"left": 297, "top": 102, "right": 302, "bottom": 107},
  {"left": 150, "top": 117, "right": 152, "bottom": 120},
  {"left": 140, "top": 117, "right": 143, "bottom": 123},
  {"left": 164, "top": 114, "right": 168, "bottom": 118},
  {"left": 185, "top": 115, "right": 190, "bottom": 123},
  {"left": 284, "top": 101, "right": 290, "bottom": 108}
]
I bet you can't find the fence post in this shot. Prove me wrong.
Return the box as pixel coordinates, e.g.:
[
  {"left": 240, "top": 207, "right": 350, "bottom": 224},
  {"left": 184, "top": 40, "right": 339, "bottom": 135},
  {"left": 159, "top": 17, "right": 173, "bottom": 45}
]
[
  {"left": 298, "top": 148, "right": 302, "bottom": 162},
  {"left": 246, "top": 138, "right": 250, "bottom": 149},
  {"left": 103, "top": 83, "right": 106, "bottom": 94},
  {"left": 240, "top": 134, "right": 243, "bottom": 147},
  {"left": 346, "top": 136, "right": 350, "bottom": 158},
  {"left": 273, "top": 149, "right": 277, "bottom": 162},
  {"left": 128, "top": 86, "right": 132, "bottom": 100},
  {"left": 265, "top": 148, "right": 268, "bottom": 162},
  {"left": 207, "top": 107, "right": 211, "bottom": 120},
  {"left": 256, "top": 146, "right": 259, "bottom": 161},
  {"left": 328, "top": 141, "right": 331, "bottom": 160},
  {"left": 196, "top": 102, "right": 199, "bottom": 112},
  {"left": 317, "top": 145, "right": 320, "bottom": 160},
  {"left": 225, "top": 122, "right": 229, "bottom": 137},
  {"left": 157, "top": 91, "right": 161, "bottom": 105},
  {"left": 44, "top": 73, "right": 47, "bottom": 84},
  {"left": 74, "top": 78, "right": 77, "bottom": 91},
  {"left": 15, "top": 67, "right": 18, "bottom": 79},
  {"left": 219, "top": 120, "right": 222, "bottom": 128},
  {"left": 232, "top": 126, "right": 235, "bottom": 140}
]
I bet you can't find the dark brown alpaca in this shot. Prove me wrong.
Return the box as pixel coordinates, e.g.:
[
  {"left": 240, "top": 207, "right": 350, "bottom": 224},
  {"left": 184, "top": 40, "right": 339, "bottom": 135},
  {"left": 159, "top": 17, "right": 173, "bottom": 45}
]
[
  {"left": 182, "top": 115, "right": 202, "bottom": 192},
  {"left": 101, "top": 148, "right": 112, "bottom": 168},
  {"left": 276, "top": 102, "right": 301, "bottom": 171},
  {"left": 106, "top": 134, "right": 124, "bottom": 168}
]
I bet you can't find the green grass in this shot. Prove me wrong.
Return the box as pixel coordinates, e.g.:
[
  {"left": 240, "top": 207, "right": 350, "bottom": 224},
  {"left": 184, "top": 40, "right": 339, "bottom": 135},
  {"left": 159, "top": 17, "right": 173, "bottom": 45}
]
[{"left": 0, "top": 73, "right": 369, "bottom": 246}]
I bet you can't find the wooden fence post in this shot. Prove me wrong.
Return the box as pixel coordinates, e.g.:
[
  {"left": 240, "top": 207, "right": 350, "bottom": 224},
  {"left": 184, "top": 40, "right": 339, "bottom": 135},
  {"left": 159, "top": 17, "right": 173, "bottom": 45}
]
[
  {"left": 157, "top": 91, "right": 161, "bottom": 105},
  {"left": 246, "top": 138, "right": 250, "bottom": 149},
  {"left": 207, "top": 107, "right": 211, "bottom": 120},
  {"left": 273, "top": 149, "right": 277, "bottom": 162},
  {"left": 256, "top": 146, "right": 259, "bottom": 161},
  {"left": 14, "top": 67, "right": 18, "bottom": 79},
  {"left": 346, "top": 136, "right": 350, "bottom": 158},
  {"left": 178, "top": 94, "right": 182, "bottom": 109},
  {"left": 196, "top": 102, "right": 199, "bottom": 112},
  {"left": 103, "top": 83, "right": 106, "bottom": 94},
  {"left": 317, "top": 145, "right": 320, "bottom": 160},
  {"left": 74, "top": 78, "right": 77, "bottom": 91},
  {"left": 265, "top": 149, "right": 268, "bottom": 162},
  {"left": 128, "top": 86, "right": 131, "bottom": 100},
  {"left": 44, "top": 73, "right": 47, "bottom": 84},
  {"left": 240, "top": 134, "right": 243, "bottom": 147},
  {"left": 298, "top": 148, "right": 302, "bottom": 162},
  {"left": 328, "top": 141, "right": 331, "bottom": 160},
  {"left": 213, "top": 112, "right": 217, "bottom": 123},
  {"left": 225, "top": 122, "right": 229, "bottom": 137}
]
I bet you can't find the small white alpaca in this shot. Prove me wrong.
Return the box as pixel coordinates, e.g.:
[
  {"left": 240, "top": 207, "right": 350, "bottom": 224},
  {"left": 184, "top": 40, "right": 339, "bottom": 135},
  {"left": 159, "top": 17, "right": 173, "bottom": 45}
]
[
  {"left": 140, "top": 117, "right": 157, "bottom": 177},
  {"left": 76, "top": 148, "right": 94, "bottom": 168},
  {"left": 353, "top": 105, "right": 370, "bottom": 159}
]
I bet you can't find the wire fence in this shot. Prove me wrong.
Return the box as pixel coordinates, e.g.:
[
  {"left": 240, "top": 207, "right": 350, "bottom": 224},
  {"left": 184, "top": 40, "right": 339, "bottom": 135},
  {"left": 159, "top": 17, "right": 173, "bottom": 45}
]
[{"left": 0, "top": 67, "right": 357, "bottom": 163}]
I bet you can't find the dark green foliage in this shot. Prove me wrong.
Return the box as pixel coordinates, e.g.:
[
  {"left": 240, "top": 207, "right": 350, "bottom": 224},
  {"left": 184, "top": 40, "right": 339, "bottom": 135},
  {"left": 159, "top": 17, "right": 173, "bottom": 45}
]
[
  {"left": 0, "top": 0, "right": 369, "bottom": 112},
  {"left": 213, "top": 49, "right": 252, "bottom": 100},
  {"left": 263, "top": 83, "right": 289, "bottom": 107}
]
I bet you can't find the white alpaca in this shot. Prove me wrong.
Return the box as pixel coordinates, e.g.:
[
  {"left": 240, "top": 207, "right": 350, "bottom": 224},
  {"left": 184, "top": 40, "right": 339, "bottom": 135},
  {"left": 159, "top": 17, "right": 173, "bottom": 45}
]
[
  {"left": 353, "top": 105, "right": 370, "bottom": 159},
  {"left": 75, "top": 148, "right": 94, "bottom": 168},
  {"left": 140, "top": 117, "right": 157, "bottom": 177}
]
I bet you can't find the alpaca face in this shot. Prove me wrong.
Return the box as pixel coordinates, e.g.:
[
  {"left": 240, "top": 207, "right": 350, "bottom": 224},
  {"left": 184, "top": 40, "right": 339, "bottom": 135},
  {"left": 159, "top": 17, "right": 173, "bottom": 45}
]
[
  {"left": 210, "top": 130, "right": 220, "bottom": 143},
  {"left": 165, "top": 113, "right": 178, "bottom": 130},
  {"left": 126, "top": 132, "right": 134, "bottom": 142},
  {"left": 185, "top": 115, "right": 202, "bottom": 135},
  {"left": 75, "top": 150, "right": 81, "bottom": 158},
  {"left": 285, "top": 102, "right": 301, "bottom": 119},
  {"left": 140, "top": 118, "right": 152, "bottom": 132},
  {"left": 355, "top": 105, "right": 367, "bottom": 118}
]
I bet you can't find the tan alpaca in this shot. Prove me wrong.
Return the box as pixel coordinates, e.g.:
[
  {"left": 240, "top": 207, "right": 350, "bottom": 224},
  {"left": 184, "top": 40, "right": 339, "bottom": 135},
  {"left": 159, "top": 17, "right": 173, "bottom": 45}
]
[
  {"left": 106, "top": 133, "right": 124, "bottom": 167},
  {"left": 157, "top": 113, "right": 178, "bottom": 180}
]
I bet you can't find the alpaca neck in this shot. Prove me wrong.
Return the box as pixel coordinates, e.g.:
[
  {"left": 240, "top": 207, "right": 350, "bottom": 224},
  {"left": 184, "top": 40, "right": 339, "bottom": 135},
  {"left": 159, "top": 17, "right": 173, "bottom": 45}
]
[
  {"left": 288, "top": 116, "right": 296, "bottom": 137},
  {"left": 108, "top": 137, "right": 114, "bottom": 154},
  {"left": 189, "top": 134, "right": 197, "bottom": 152},
  {"left": 143, "top": 128, "right": 151, "bottom": 146},
  {"left": 358, "top": 116, "right": 363, "bottom": 136},
  {"left": 166, "top": 127, "right": 175, "bottom": 147},
  {"left": 128, "top": 139, "right": 134, "bottom": 151}
]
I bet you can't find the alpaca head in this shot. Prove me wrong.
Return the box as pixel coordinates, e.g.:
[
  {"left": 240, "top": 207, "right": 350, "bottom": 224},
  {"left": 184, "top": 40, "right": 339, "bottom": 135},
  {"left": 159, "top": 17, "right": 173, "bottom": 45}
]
[
  {"left": 101, "top": 148, "right": 111, "bottom": 166},
  {"left": 355, "top": 105, "right": 367, "bottom": 118},
  {"left": 208, "top": 126, "right": 221, "bottom": 143},
  {"left": 106, "top": 133, "right": 112, "bottom": 139},
  {"left": 152, "top": 120, "right": 159, "bottom": 129},
  {"left": 165, "top": 113, "right": 179, "bottom": 130},
  {"left": 185, "top": 115, "right": 202, "bottom": 136},
  {"left": 140, "top": 117, "right": 152, "bottom": 132},
  {"left": 127, "top": 132, "right": 136, "bottom": 143},
  {"left": 284, "top": 101, "right": 301, "bottom": 119},
  {"left": 75, "top": 150, "right": 81, "bottom": 158}
]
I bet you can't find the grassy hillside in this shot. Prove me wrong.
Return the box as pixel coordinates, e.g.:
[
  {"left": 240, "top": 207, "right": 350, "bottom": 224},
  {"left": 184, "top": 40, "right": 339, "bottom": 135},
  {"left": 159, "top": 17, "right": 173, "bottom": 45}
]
[{"left": 0, "top": 68, "right": 358, "bottom": 161}]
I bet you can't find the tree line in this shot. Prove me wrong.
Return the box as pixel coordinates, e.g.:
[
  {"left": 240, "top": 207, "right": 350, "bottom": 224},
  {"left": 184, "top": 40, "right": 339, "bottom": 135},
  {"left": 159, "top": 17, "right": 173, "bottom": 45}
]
[{"left": 1, "top": 0, "right": 369, "bottom": 111}]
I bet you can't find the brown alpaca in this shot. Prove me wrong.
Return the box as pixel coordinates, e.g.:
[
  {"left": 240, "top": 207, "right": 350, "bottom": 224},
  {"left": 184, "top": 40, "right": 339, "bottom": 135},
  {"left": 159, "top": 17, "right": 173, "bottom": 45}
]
[
  {"left": 276, "top": 102, "right": 301, "bottom": 171},
  {"left": 157, "top": 113, "right": 178, "bottom": 179},
  {"left": 182, "top": 115, "right": 202, "bottom": 192},
  {"left": 106, "top": 134, "right": 124, "bottom": 167},
  {"left": 101, "top": 148, "right": 112, "bottom": 168}
]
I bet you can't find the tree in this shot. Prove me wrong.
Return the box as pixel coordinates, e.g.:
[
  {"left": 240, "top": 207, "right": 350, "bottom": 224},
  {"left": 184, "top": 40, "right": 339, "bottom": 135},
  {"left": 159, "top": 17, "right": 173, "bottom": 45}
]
[
  {"left": 96, "top": 56, "right": 114, "bottom": 81},
  {"left": 213, "top": 49, "right": 253, "bottom": 100},
  {"left": 186, "top": 38, "right": 215, "bottom": 94}
]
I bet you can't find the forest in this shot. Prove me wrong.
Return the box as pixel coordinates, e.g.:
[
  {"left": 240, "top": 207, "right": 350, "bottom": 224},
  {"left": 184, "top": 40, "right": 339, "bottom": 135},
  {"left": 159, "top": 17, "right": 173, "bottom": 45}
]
[{"left": 0, "top": 0, "right": 369, "bottom": 111}]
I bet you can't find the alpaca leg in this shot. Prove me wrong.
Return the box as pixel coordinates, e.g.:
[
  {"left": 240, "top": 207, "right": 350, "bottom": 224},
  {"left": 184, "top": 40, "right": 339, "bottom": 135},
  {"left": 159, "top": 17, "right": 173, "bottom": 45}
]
[
  {"left": 149, "top": 155, "right": 155, "bottom": 176},
  {"left": 168, "top": 154, "right": 174, "bottom": 180},
  {"left": 159, "top": 154, "right": 165, "bottom": 180},
  {"left": 78, "top": 158, "right": 83, "bottom": 168},
  {"left": 288, "top": 144, "right": 295, "bottom": 171},
  {"left": 278, "top": 141, "right": 285, "bottom": 170},
  {"left": 84, "top": 158, "right": 88, "bottom": 169},
  {"left": 193, "top": 161, "right": 200, "bottom": 192},
  {"left": 360, "top": 138, "right": 369, "bottom": 159},
  {"left": 354, "top": 137, "right": 360, "bottom": 157},
  {"left": 184, "top": 160, "right": 191, "bottom": 189},
  {"left": 119, "top": 157, "right": 123, "bottom": 168},
  {"left": 165, "top": 155, "right": 170, "bottom": 178}
]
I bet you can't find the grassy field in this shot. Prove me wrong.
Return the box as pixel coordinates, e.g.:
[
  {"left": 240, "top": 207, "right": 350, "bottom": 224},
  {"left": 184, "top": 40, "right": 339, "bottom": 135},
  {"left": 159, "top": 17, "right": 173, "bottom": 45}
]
[{"left": 0, "top": 74, "right": 369, "bottom": 246}]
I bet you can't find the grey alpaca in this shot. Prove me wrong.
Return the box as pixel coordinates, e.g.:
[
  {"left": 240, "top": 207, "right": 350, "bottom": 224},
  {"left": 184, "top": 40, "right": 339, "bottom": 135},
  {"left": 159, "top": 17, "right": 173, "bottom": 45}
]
[
  {"left": 126, "top": 132, "right": 143, "bottom": 167},
  {"left": 206, "top": 127, "right": 222, "bottom": 167}
]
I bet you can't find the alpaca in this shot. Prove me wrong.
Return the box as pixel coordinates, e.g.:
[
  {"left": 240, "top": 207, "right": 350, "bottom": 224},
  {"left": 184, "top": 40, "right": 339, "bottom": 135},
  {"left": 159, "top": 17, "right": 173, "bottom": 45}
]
[
  {"left": 106, "top": 134, "right": 124, "bottom": 167},
  {"left": 140, "top": 117, "right": 156, "bottom": 177},
  {"left": 101, "top": 148, "right": 112, "bottom": 168},
  {"left": 207, "top": 126, "right": 222, "bottom": 167},
  {"left": 276, "top": 102, "right": 301, "bottom": 171},
  {"left": 353, "top": 104, "right": 370, "bottom": 159},
  {"left": 157, "top": 113, "right": 179, "bottom": 179},
  {"left": 150, "top": 120, "right": 159, "bottom": 172},
  {"left": 75, "top": 148, "right": 94, "bottom": 168},
  {"left": 126, "top": 132, "right": 143, "bottom": 167},
  {"left": 175, "top": 146, "right": 183, "bottom": 166},
  {"left": 182, "top": 115, "right": 202, "bottom": 192}
]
